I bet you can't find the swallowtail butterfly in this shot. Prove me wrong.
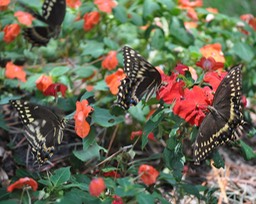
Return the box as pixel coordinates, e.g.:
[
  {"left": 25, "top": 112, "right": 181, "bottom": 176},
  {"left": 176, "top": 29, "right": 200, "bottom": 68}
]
[
  {"left": 21, "top": 0, "right": 66, "bottom": 46},
  {"left": 114, "top": 46, "right": 162, "bottom": 110},
  {"left": 194, "top": 64, "right": 246, "bottom": 165},
  {"left": 10, "top": 100, "right": 66, "bottom": 164}
]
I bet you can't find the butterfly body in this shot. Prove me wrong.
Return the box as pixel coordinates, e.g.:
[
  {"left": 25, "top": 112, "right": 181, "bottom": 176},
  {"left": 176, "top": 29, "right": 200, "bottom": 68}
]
[
  {"left": 114, "top": 46, "right": 162, "bottom": 110},
  {"left": 194, "top": 64, "right": 245, "bottom": 164},
  {"left": 10, "top": 100, "right": 66, "bottom": 164},
  {"left": 21, "top": 0, "right": 66, "bottom": 46}
]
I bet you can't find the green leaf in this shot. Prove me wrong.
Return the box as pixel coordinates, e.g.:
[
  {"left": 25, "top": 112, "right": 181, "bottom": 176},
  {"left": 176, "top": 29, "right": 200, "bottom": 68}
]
[
  {"left": 231, "top": 42, "right": 254, "bottom": 62},
  {"left": 150, "top": 28, "right": 165, "bottom": 49},
  {"left": 73, "top": 142, "right": 103, "bottom": 162},
  {"left": 50, "top": 66, "right": 69, "bottom": 77},
  {"left": 130, "top": 12, "right": 144, "bottom": 26},
  {"left": 20, "top": 74, "right": 41, "bottom": 91},
  {"left": 129, "top": 102, "right": 148, "bottom": 122},
  {"left": 103, "top": 38, "right": 119, "bottom": 50},
  {"left": 169, "top": 17, "right": 194, "bottom": 46},
  {"left": 158, "top": 0, "right": 175, "bottom": 10},
  {"left": 181, "top": 183, "right": 200, "bottom": 198},
  {"left": 73, "top": 66, "right": 95, "bottom": 78},
  {"left": 212, "top": 151, "right": 225, "bottom": 168},
  {"left": 92, "top": 107, "right": 124, "bottom": 127},
  {"left": 239, "top": 140, "right": 256, "bottom": 160},
  {"left": 137, "top": 193, "right": 155, "bottom": 204},
  {"left": 143, "top": 0, "right": 160, "bottom": 18},
  {"left": 60, "top": 189, "right": 100, "bottom": 204},
  {"left": 51, "top": 167, "right": 71, "bottom": 187},
  {"left": 113, "top": 5, "right": 128, "bottom": 23},
  {"left": 82, "top": 41, "right": 104, "bottom": 58}
]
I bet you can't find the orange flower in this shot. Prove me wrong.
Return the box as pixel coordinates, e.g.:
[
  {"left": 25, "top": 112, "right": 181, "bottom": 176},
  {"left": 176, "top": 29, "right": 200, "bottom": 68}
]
[
  {"left": 0, "top": 0, "right": 10, "bottom": 10},
  {"left": 206, "top": 8, "right": 218, "bottom": 14},
  {"left": 36, "top": 75, "right": 53, "bottom": 92},
  {"left": 3, "top": 24, "right": 20, "bottom": 43},
  {"left": 7, "top": 177, "right": 38, "bottom": 192},
  {"left": 186, "top": 7, "right": 198, "bottom": 21},
  {"left": 94, "top": 0, "right": 117, "bottom": 14},
  {"left": 14, "top": 11, "right": 34, "bottom": 26},
  {"left": 184, "top": 21, "right": 198, "bottom": 30},
  {"left": 83, "top": 11, "right": 100, "bottom": 31},
  {"left": 74, "top": 100, "right": 93, "bottom": 138},
  {"left": 105, "top": 68, "right": 126, "bottom": 95},
  {"left": 138, "top": 164, "right": 159, "bottom": 186},
  {"left": 200, "top": 43, "right": 225, "bottom": 63},
  {"left": 89, "top": 177, "right": 106, "bottom": 197},
  {"left": 66, "top": 0, "right": 81, "bottom": 9},
  {"left": 102, "top": 51, "right": 118, "bottom": 70},
  {"left": 178, "top": 0, "right": 203, "bottom": 8},
  {"left": 5, "top": 61, "right": 26, "bottom": 82}
]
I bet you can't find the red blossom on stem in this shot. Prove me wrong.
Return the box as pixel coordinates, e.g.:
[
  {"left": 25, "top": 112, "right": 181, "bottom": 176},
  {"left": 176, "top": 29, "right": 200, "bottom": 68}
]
[
  {"left": 105, "top": 68, "right": 126, "bottom": 95},
  {"left": 89, "top": 177, "right": 106, "bottom": 197},
  {"left": 36, "top": 75, "right": 53, "bottom": 92},
  {"left": 74, "top": 100, "right": 93, "bottom": 138},
  {"left": 7, "top": 177, "right": 38, "bottom": 192},
  {"left": 94, "top": 0, "right": 117, "bottom": 13},
  {"left": 157, "top": 73, "right": 185, "bottom": 104},
  {"left": 66, "top": 0, "right": 81, "bottom": 9},
  {"left": 196, "top": 57, "right": 224, "bottom": 71},
  {"left": 3, "top": 24, "right": 20, "bottom": 43},
  {"left": 5, "top": 61, "right": 26, "bottom": 82},
  {"left": 102, "top": 51, "right": 119, "bottom": 70},
  {"left": 112, "top": 195, "right": 123, "bottom": 204},
  {"left": 173, "top": 86, "right": 213, "bottom": 126},
  {"left": 130, "top": 130, "right": 155, "bottom": 141},
  {"left": 43, "top": 83, "right": 68, "bottom": 98},
  {"left": 83, "top": 11, "right": 100, "bottom": 31},
  {"left": 14, "top": 11, "right": 34, "bottom": 26},
  {"left": 203, "top": 71, "right": 227, "bottom": 92},
  {"left": 138, "top": 164, "right": 159, "bottom": 186}
]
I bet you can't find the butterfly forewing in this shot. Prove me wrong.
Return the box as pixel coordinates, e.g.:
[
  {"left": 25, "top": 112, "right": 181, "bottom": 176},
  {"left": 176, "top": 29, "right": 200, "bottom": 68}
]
[
  {"left": 114, "top": 46, "right": 162, "bottom": 110},
  {"left": 9, "top": 100, "right": 66, "bottom": 164},
  {"left": 42, "top": 0, "right": 66, "bottom": 26},
  {"left": 194, "top": 64, "right": 245, "bottom": 165}
]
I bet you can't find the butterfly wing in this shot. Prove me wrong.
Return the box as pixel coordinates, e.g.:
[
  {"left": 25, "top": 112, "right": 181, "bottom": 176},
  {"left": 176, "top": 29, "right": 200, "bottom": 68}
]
[
  {"left": 42, "top": 0, "right": 66, "bottom": 26},
  {"left": 114, "top": 46, "right": 162, "bottom": 110},
  {"left": 10, "top": 100, "right": 66, "bottom": 164},
  {"left": 194, "top": 64, "right": 244, "bottom": 164}
]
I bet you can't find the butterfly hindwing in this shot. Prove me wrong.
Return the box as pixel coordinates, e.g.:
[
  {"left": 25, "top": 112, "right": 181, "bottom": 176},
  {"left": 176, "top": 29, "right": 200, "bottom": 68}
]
[
  {"left": 194, "top": 64, "right": 244, "bottom": 164},
  {"left": 9, "top": 100, "right": 66, "bottom": 164}
]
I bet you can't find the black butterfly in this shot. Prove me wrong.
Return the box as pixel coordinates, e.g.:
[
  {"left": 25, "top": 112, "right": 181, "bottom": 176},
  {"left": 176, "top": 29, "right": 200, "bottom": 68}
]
[
  {"left": 114, "top": 46, "right": 162, "bottom": 110},
  {"left": 9, "top": 100, "right": 66, "bottom": 164},
  {"left": 20, "top": 0, "right": 66, "bottom": 46},
  {"left": 194, "top": 64, "right": 246, "bottom": 164}
]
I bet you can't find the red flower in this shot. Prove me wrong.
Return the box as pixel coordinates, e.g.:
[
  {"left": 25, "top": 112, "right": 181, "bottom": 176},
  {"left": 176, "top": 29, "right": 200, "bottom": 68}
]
[
  {"left": 66, "top": 0, "right": 81, "bottom": 9},
  {"left": 203, "top": 71, "right": 227, "bottom": 92},
  {"left": 186, "top": 7, "right": 198, "bottom": 21},
  {"left": 74, "top": 100, "right": 93, "bottom": 138},
  {"left": 94, "top": 0, "right": 117, "bottom": 14},
  {"left": 83, "top": 11, "right": 100, "bottom": 31},
  {"left": 3, "top": 24, "right": 20, "bottom": 43},
  {"left": 157, "top": 73, "right": 185, "bottom": 104},
  {"left": 102, "top": 51, "right": 118, "bottom": 71},
  {"left": 138, "top": 164, "right": 159, "bottom": 186},
  {"left": 102, "top": 170, "right": 121, "bottom": 178},
  {"left": 105, "top": 68, "right": 126, "bottom": 95},
  {"left": 7, "top": 177, "right": 38, "bottom": 192},
  {"left": 200, "top": 43, "right": 225, "bottom": 63},
  {"left": 14, "top": 11, "right": 34, "bottom": 26},
  {"left": 130, "top": 131, "right": 156, "bottom": 141},
  {"left": 112, "top": 195, "right": 123, "bottom": 204},
  {"left": 5, "top": 61, "right": 26, "bottom": 82},
  {"left": 89, "top": 177, "right": 106, "bottom": 197},
  {"left": 0, "top": 0, "right": 10, "bottom": 10},
  {"left": 196, "top": 57, "right": 224, "bottom": 71},
  {"left": 43, "top": 83, "right": 68, "bottom": 97},
  {"left": 175, "top": 63, "right": 189, "bottom": 75},
  {"left": 173, "top": 86, "right": 213, "bottom": 126},
  {"left": 240, "top": 14, "right": 256, "bottom": 31},
  {"left": 36, "top": 75, "right": 53, "bottom": 92}
]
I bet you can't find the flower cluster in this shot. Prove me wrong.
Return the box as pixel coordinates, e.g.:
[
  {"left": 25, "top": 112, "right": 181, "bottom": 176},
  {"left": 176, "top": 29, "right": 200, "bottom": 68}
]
[{"left": 157, "top": 43, "right": 228, "bottom": 126}]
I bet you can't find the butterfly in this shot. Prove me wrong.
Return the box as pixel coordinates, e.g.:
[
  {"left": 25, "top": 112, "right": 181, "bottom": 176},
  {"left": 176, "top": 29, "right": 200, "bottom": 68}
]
[
  {"left": 194, "top": 64, "right": 246, "bottom": 165},
  {"left": 113, "top": 46, "right": 162, "bottom": 110},
  {"left": 20, "top": 0, "right": 66, "bottom": 46},
  {"left": 9, "top": 100, "right": 66, "bottom": 164}
]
